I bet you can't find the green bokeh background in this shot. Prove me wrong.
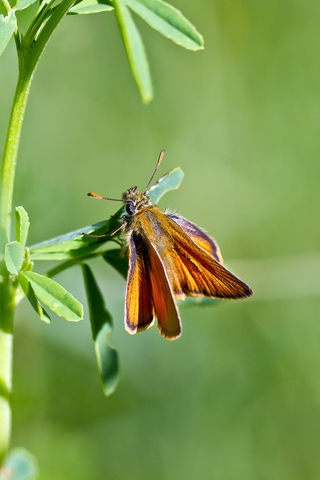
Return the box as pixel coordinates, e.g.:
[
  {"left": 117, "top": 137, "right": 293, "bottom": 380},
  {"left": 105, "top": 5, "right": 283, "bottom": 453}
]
[{"left": 1, "top": 1, "right": 320, "bottom": 478}]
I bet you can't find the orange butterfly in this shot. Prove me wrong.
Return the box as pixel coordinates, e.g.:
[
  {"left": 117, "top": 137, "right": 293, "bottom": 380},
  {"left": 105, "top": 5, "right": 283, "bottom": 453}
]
[{"left": 88, "top": 151, "right": 253, "bottom": 340}]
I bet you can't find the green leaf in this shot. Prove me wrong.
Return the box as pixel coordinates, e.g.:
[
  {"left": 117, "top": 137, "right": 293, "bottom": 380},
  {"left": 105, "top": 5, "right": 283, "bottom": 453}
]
[
  {"left": 102, "top": 248, "right": 128, "bottom": 279},
  {"left": 15, "top": 0, "right": 38, "bottom": 11},
  {"left": 30, "top": 242, "right": 101, "bottom": 261},
  {"left": 21, "top": 247, "right": 33, "bottom": 272},
  {"left": 0, "top": 448, "right": 39, "bottom": 480},
  {"left": 15, "top": 206, "right": 30, "bottom": 249},
  {"left": 24, "top": 271, "right": 83, "bottom": 321},
  {"left": 82, "top": 264, "right": 119, "bottom": 396},
  {"left": 5, "top": 241, "right": 23, "bottom": 275},
  {"left": 0, "top": 12, "right": 17, "bottom": 57},
  {"left": 29, "top": 216, "right": 122, "bottom": 260},
  {"left": 125, "top": 0, "right": 204, "bottom": 50},
  {"left": 29, "top": 220, "right": 108, "bottom": 250},
  {"left": 113, "top": 0, "right": 153, "bottom": 104},
  {"left": 68, "top": 0, "right": 113, "bottom": 14},
  {"left": 148, "top": 166, "right": 184, "bottom": 204},
  {"left": 18, "top": 273, "right": 51, "bottom": 324}
]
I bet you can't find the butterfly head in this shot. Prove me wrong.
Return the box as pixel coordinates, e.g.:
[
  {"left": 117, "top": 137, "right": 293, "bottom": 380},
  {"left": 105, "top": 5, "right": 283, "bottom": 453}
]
[
  {"left": 122, "top": 187, "right": 151, "bottom": 216},
  {"left": 88, "top": 151, "right": 165, "bottom": 215}
]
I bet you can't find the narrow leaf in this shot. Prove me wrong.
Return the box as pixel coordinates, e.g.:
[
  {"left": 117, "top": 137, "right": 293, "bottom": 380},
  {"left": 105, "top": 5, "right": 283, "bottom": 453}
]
[
  {"left": 113, "top": 0, "right": 153, "bottom": 104},
  {"left": 102, "top": 248, "right": 128, "bottom": 279},
  {"left": 0, "top": 12, "right": 17, "bottom": 57},
  {"left": 68, "top": 0, "right": 113, "bottom": 14},
  {"left": 95, "top": 324, "right": 119, "bottom": 396},
  {"left": 29, "top": 215, "right": 122, "bottom": 259},
  {"left": 125, "top": 0, "right": 204, "bottom": 50},
  {"left": 0, "top": 448, "right": 39, "bottom": 480},
  {"left": 30, "top": 243, "right": 101, "bottom": 261},
  {"left": 24, "top": 271, "right": 83, "bottom": 321},
  {"left": 82, "top": 264, "right": 119, "bottom": 396},
  {"left": 29, "top": 220, "right": 108, "bottom": 250},
  {"left": 148, "top": 166, "right": 184, "bottom": 204},
  {"left": 15, "top": 206, "right": 30, "bottom": 249},
  {"left": 18, "top": 273, "right": 51, "bottom": 324},
  {"left": 5, "top": 241, "right": 23, "bottom": 275},
  {"left": 15, "top": 0, "right": 38, "bottom": 11}
]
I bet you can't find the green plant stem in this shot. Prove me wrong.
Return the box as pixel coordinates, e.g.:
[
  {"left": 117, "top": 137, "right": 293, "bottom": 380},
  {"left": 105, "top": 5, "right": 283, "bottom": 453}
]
[
  {"left": 0, "top": 74, "right": 33, "bottom": 252},
  {"left": 2, "top": 0, "right": 12, "bottom": 14},
  {"left": 0, "top": 0, "right": 76, "bottom": 254},
  {"left": 0, "top": 0, "right": 76, "bottom": 465},
  {"left": 0, "top": 279, "right": 15, "bottom": 466},
  {"left": 0, "top": 53, "right": 33, "bottom": 472}
]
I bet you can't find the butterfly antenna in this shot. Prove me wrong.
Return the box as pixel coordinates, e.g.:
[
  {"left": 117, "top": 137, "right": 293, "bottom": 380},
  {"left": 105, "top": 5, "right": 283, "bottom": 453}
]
[
  {"left": 87, "top": 192, "right": 123, "bottom": 202},
  {"left": 144, "top": 150, "right": 165, "bottom": 193}
]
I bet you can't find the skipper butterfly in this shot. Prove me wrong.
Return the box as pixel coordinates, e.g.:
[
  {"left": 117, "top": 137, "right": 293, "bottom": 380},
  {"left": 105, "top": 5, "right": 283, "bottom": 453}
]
[{"left": 88, "top": 151, "right": 253, "bottom": 339}]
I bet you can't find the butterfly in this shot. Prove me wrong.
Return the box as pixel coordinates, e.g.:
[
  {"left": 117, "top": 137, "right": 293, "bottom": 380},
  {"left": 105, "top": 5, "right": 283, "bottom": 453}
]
[{"left": 88, "top": 151, "right": 253, "bottom": 340}]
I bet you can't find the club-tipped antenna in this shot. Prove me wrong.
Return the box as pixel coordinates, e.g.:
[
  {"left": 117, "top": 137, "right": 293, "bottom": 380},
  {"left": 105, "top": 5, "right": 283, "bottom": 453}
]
[
  {"left": 87, "top": 192, "right": 123, "bottom": 202},
  {"left": 144, "top": 150, "right": 165, "bottom": 193}
]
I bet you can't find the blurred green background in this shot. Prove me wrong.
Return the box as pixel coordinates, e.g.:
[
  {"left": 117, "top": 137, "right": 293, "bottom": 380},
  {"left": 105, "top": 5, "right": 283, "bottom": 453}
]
[{"left": 1, "top": 0, "right": 320, "bottom": 478}]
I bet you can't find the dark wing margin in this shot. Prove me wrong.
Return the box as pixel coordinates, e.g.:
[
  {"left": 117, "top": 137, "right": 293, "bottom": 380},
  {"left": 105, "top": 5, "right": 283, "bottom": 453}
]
[{"left": 166, "top": 213, "right": 223, "bottom": 263}]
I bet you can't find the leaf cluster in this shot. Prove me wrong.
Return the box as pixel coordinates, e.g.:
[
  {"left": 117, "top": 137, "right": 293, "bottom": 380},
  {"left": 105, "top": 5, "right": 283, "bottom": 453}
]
[{"left": 0, "top": 0, "right": 204, "bottom": 102}]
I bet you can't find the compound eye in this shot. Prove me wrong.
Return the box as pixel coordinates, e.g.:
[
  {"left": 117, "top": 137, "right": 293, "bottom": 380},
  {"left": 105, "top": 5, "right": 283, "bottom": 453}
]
[{"left": 126, "top": 203, "right": 135, "bottom": 215}]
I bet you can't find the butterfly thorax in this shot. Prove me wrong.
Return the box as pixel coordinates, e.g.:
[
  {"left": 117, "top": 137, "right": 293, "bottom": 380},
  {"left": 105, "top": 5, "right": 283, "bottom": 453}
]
[{"left": 122, "top": 187, "right": 152, "bottom": 216}]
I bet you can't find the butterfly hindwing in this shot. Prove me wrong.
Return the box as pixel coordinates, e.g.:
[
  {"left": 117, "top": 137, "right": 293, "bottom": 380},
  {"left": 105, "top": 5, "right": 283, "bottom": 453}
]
[{"left": 166, "top": 212, "right": 223, "bottom": 263}]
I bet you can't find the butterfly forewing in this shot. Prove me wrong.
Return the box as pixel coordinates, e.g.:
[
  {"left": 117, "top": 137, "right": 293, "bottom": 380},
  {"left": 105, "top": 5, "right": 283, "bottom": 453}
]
[
  {"left": 126, "top": 231, "right": 182, "bottom": 339},
  {"left": 125, "top": 234, "right": 154, "bottom": 334},
  {"left": 138, "top": 206, "right": 253, "bottom": 300},
  {"left": 166, "top": 214, "right": 252, "bottom": 298}
]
